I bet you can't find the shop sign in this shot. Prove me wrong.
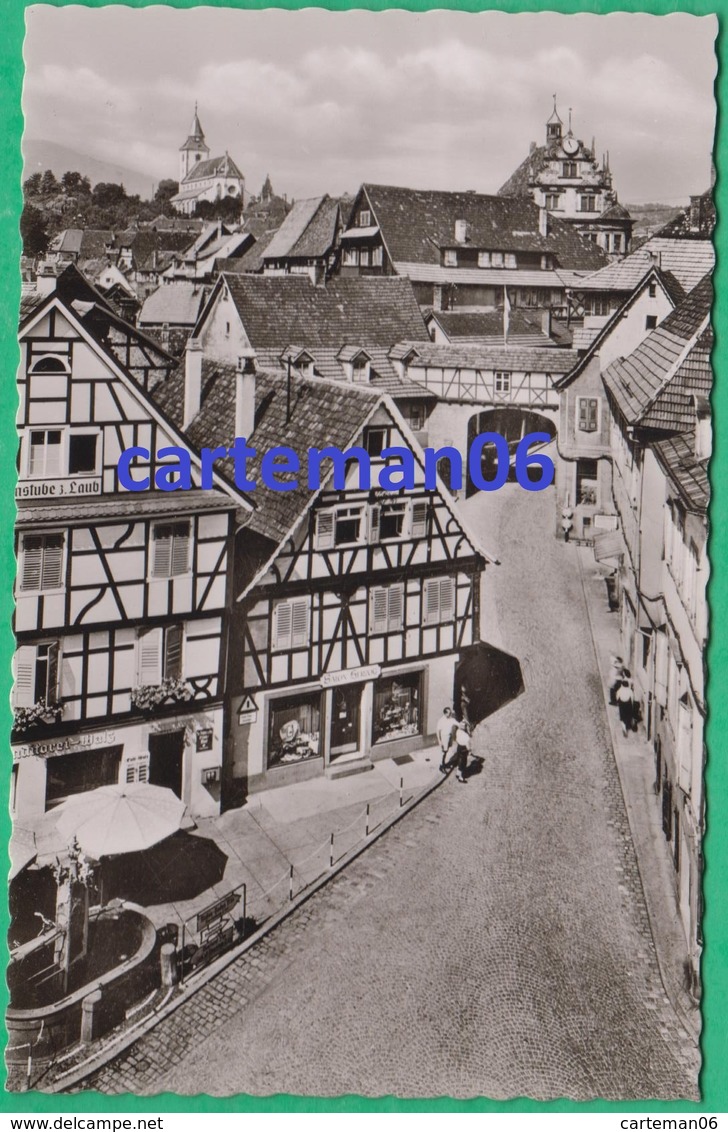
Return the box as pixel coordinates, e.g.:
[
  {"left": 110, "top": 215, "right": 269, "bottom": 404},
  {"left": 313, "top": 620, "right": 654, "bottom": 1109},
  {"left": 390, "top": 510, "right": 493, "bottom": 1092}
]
[
  {"left": 196, "top": 727, "right": 214, "bottom": 752},
  {"left": 16, "top": 476, "right": 102, "bottom": 500},
  {"left": 321, "top": 664, "right": 381, "bottom": 688},
  {"left": 195, "top": 891, "right": 239, "bottom": 934},
  {"left": 14, "top": 729, "right": 117, "bottom": 761}
]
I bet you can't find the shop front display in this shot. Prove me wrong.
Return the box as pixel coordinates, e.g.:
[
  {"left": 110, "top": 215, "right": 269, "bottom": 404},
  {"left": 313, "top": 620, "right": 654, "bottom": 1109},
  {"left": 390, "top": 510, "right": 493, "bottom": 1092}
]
[
  {"left": 372, "top": 671, "right": 422, "bottom": 746},
  {"left": 267, "top": 690, "right": 322, "bottom": 768},
  {"left": 45, "top": 744, "right": 123, "bottom": 810},
  {"left": 330, "top": 684, "right": 362, "bottom": 760}
]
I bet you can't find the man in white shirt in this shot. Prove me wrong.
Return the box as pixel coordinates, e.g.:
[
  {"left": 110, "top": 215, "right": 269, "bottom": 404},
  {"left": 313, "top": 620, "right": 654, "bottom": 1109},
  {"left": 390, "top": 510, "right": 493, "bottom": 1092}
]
[
  {"left": 455, "top": 720, "right": 472, "bottom": 783},
  {"left": 436, "top": 707, "right": 457, "bottom": 773}
]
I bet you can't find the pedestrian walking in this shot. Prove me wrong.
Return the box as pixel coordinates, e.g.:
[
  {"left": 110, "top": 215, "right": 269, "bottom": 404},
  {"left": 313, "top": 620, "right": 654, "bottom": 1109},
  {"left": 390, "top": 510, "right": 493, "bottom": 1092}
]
[
  {"left": 608, "top": 654, "right": 625, "bottom": 705},
  {"left": 561, "top": 516, "right": 573, "bottom": 543},
  {"left": 616, "top": 671, "right": 636, "bottom": 736},
  {"left": 436, "top": 706, "right": 457, "bottom": 772},
  {"left": 455, "top": 720, "right": 472, "bottom": 783}
]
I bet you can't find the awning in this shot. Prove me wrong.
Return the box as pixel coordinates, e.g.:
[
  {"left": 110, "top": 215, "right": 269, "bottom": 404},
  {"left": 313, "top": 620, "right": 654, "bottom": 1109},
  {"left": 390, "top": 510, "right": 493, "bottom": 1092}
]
[{"left": 593, "top": 528, "right": 626, "bottom": 563}]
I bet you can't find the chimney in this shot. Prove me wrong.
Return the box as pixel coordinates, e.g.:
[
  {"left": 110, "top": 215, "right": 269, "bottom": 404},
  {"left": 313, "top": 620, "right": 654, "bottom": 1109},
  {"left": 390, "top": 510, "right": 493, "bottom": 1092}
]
[
  {"left": 184, "top": 337, "right": 203, "bottom": 428},
  {"left": 689, "top": 194, "right": 703, "bottom": 233},
  {"left": 694, "top": 395, "right": 711, "bottom": 460},
  {"left": 649, "top": 249, "right": 662, "bottom": 270},
  {"left": 540, "top": 308, "right": 552, "bottom": 338},
  {"left": 235, "top": 353, "right": 257, "bottom": 439},
  {"left": 529, "top": 141, "right": 537, "bottom": 154},
  {"left": 36, "top": 261, "right": 57, "bottom": 297},
  {"left": 538, "top": 207, "right": 549, "bottom": 238}
]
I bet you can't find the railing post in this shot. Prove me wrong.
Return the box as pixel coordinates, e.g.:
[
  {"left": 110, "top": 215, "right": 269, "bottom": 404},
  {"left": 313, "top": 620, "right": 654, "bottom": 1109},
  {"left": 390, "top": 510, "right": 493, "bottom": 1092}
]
[
  {"left": 80, "top": 987, "right": 103, "bottom": 1046},
  {"left": 329, "top": 831, "right": 334, "bottom": 868},
  {"left": 366, "top": 802, "right": 370, "bottom": 837},
  {"left": 289, "top": 864, "right": 294, "bottom": 901},
  {"left": 160, "top": 942, "right": 178, "bottom": 988},
  {"left": 241, "top": 883, "right": 247, "bottom": 940},
  {"left": 399, "top": 776, "right": 404, "bottom": 808}
]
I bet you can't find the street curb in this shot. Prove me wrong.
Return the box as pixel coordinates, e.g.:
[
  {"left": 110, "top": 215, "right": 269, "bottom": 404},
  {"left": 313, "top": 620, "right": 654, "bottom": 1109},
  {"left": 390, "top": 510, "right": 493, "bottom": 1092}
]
[
  {"left": 575, "top": 548, "right": 701, "bottom": 1045},
  {"left": 49, "top": 764, "right": 452, "bottom": 1094}
]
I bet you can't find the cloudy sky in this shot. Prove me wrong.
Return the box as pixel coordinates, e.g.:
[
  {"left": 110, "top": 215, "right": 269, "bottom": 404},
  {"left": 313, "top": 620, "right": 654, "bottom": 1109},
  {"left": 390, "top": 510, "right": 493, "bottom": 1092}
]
[{"left": 23, "top": 7, "right": 716, "bottom": 204}]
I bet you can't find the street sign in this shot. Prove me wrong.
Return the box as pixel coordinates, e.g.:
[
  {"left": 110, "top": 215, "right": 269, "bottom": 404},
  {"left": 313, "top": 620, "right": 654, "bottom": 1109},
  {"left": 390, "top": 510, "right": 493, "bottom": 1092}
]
[
  {"left": 196, "top": 727, "right": 213, "bottom": 752},
  {"left": 237, "top": 693, "right": 259, "bottom": 725},
  {"left": 195, "top": 891, "right": 239, "bottom": 935}
]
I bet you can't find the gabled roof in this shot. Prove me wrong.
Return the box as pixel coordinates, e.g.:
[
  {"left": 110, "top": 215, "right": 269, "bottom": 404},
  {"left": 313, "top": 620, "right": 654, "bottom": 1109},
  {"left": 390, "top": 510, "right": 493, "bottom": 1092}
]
[
  {"left": 398, "top": 342, "right": 577, "bottom": 373},
  {"left": 496, "top": 146, "right": 549, "bottom": 198},
  {"left": 359, "top": 183, "right": 608, "bottom": 271},
  {"left": 602, "top": 274, "right": 712, "bottom": 429},
  {"left": 653, "top": 433, "right": 709, "bottom": 514},
  {"left": 263, "top": 196, "right": 339, "bottom": 261},
  {"left": 138, "top": 282, "right": 208, "bottom": 327},
  {"left": 155, "top": 360, "right": 384, "bottom": 543},
  {"left": 180, "top": 153, "right": 244, "bottom": 185},
  {"left": 48, "top": 229, "right": 83, "bottom": 256},
  {"left": 556, "top": 265, "right": 686, "bottom": 388},
  {"left": 215, "top": 273, "right": 429, "bottom": 349},
  {"left": 578, "top": 237, "right": 714, "bottom": 294}
]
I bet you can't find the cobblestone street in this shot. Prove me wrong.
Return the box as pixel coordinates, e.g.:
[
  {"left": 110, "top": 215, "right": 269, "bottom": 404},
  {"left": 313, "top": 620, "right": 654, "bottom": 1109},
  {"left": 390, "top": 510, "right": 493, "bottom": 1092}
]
[{"left": 85, "top": 484, "right": 699, "bottom": 1101}]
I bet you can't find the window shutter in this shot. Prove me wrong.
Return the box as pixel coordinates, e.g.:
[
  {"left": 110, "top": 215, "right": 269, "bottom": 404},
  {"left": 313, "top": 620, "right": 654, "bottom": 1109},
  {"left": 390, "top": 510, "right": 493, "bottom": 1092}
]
[
  {"left": 152, "top": 529, "right": 172, "bottom": 578},
  {"left": 138, "top": 627, "right": 163, "bottom": 685},
  {"left": 46, "top": 641, "right": 60, "bottom": 704},
  {"left": 315, "top": 511, "right": 334, "bottom": 550},
  {"left": 440, "top": 577, "right": 455, "bottom": 620},
  {"left": 371, "top": 587, "right": 388, "bottom": 632},
  {"left": 677, "top": 700, "right": 693, "bottom": 793},
  {"left": 42, "top": 535, "right": 64, "bottom": 590},
  {"left": 171, "top": 525, "right": 191, "bottom": 576},
  {"left": 655, "top": 632, "right": 668, "bottom": 708},
  {"left": 291, "top": 599, "right": 309, "bottom": 648},
  {"left": 21, "top": 536, "right": 43, "bottom": 591},
  {"left": 14, "top": 646, "right": 36, "bottom": 708},
  {"left": 164, "top": 625, "right": 184, "bottom": 679},
  {"left": 424, "top": 578, "right": 439, "bottom": 625},
  {"left": 578, "top": 399, "right": 588, "bottom": 430},
  {"left": 387, "top": 584, "right": 404, "bottom": 631},
  {"left": 274, "top": 601, "right": 292, "bottom": 649},
  {"left": 587, "top": 399, "right": 598, "bottom": 432},
  {"left": 411, "top": 501, "right": 428, "bottom": 538},
  {"left": 369, "top": 505, "right": 381, "bottom": 544}
]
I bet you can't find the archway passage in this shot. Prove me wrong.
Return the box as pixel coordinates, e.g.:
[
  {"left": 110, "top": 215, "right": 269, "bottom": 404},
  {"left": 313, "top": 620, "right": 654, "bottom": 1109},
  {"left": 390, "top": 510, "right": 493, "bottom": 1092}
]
[{"left": 466, "top": 407, "right": 557, "bottom": 496}]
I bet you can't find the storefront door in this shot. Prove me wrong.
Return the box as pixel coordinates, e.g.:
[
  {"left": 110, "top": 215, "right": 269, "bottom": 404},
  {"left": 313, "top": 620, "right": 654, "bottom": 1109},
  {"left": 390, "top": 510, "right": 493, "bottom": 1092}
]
[
  {"left": 148, "top": 729, "right": 184, "bottom": 798},
  {"left": 329, "top": 685, "right": 362, "bottom": 760}
]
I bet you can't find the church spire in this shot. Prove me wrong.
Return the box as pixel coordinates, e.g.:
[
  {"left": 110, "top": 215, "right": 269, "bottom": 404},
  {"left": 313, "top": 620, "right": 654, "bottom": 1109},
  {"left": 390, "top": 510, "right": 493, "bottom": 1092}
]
[{"left": 189, "top": 102, "right": 205, "bottom": 142}]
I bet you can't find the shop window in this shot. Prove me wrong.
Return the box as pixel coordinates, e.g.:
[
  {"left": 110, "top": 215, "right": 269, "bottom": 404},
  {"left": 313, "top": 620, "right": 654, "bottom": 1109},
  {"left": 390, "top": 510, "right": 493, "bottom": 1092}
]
[
  {"left": 20, "top": 532, "right": 65, "bottom": 591},
  {"left": 151, "top": 521, "right": 191, "bottom": 577},
  {"left": 136, "top": 624, "right": 184, "bottom": 684},
  {"left": 423, "top": 577, "right": 455, "bottom": 625},
  {"left": 14, "top": 641, "right": 61, "bottom": 708},
  {"left": 370, "top": 583, "right": 404, "bottom": 633},
  {"left": 372, "top": 671, "right": 422, "bottom": 745},
  {"left": 268, "top": 690, "right": 321, "bottom": 767},
  {"left": 272, "top": 598, "right": 309, "bottom": 651},
  {"left": 577, "top": 397, "right": 599, "bottom": 433},
  {"left": 576, "top": 459, "right": 599, "bottom": 505},
  {"left": 46, "top": 745, "right": 123, "bottom": 809}
]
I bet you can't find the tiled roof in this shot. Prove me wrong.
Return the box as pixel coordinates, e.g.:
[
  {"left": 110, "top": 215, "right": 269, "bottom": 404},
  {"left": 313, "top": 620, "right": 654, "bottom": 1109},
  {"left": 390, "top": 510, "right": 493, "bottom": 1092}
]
[
  {"left": 496, "top": 146, "right": 549, "bottom": 197},
  {"left": 139, "top": 282, "right": 208, "bottom": 327},
  {"left": 155, "top": 361, "right": 384, "bottom": 543},
  {"left": 655, "top": 190, "right": 715, "bottom": 239},
  {"left": 221, "top": 274, "right": 429, "bottom": 349},
  {"left": 399, "top": 341, "right": 577, "bottom": 373},
  {"left": 362, "top": 183, "right": 608, "bottom": 271},
  {"left": 263, "top": 196, "right": 339, "bottom": 260},
  {"left": 578, "top": 237, "right": 714, "bottom": 293},
  {"left": 180, "top": 154, "right": 245, "bottom": 184},
  {"left": 16, "top": 490, "right": 234, "bottom": 528},
  {"left": 652, "top": 433, "right": 709, "bottom": 513},
  {"left": 602, "top": 276, "right": 712, "bottom": 428},
  {"left": 429, "top": 309, "right": 553, "bottom": 344},
  {"left": 251, "top": 346, "right": 434, "bottom": 398},
  {"left": 49, "top": 229, "right": 84, "bottom": 256}
]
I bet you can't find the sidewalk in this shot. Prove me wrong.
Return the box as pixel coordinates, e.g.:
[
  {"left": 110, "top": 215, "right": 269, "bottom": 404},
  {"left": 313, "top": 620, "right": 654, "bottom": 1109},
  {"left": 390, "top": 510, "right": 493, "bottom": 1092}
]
[
  {"left": 575, "top": 545, "right": 701, "bottom": 1041},
  {"left": 139, "top": 744, "right": 444, "bottom": 936}
]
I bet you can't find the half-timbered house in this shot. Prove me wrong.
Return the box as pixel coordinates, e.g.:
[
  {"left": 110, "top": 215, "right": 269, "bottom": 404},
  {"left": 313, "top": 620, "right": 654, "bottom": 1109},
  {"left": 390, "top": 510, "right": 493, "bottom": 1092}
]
[
  {"left": 154, "top": 356, "right": 491, "bottom": 797},
  {"left": 13, "top": 280, "right": 251, "bottom": 823}
]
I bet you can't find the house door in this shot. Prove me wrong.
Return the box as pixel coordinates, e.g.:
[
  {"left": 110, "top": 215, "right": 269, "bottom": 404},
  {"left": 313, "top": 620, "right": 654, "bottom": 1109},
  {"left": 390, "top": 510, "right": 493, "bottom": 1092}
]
[
  {"left": 148, "top": 730, "right": 185, "bottom": 798},
  {"left": 329, "top": 686, "right": 362, "bottom": 760}
]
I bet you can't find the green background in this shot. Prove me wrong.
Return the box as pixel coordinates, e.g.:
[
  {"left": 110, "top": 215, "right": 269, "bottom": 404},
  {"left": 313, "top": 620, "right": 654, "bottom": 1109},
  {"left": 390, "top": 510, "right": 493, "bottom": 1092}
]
[{"left": 0, "top": 0, "right": 724, "bottom": 1113}]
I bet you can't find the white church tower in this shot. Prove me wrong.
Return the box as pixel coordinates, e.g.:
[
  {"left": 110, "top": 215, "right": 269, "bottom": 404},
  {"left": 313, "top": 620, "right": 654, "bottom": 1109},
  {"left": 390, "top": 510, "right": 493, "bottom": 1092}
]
[{"left": 179, "top": 104, "right": 210, "bottom": 183}]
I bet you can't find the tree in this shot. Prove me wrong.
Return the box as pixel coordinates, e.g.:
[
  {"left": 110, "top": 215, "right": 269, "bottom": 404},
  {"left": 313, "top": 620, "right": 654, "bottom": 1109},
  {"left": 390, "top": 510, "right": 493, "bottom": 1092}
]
[
  {"left": 40, "top": 169, "right": 59, "bottom": 195},
  {"left": 61, "top": 170, "right": 91, "bottom": 195},
  {"left": 92, "top": 181, "right": 127, "bottom": 207},
  {"left": 20, "top": 204, "right": 50, "bottom": 257},
  {"left": 23, "top": 172, "right": 42, "bottom": 197},
  {"left": 154, "top": 179, "right": 179, "bottom": 204}
]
